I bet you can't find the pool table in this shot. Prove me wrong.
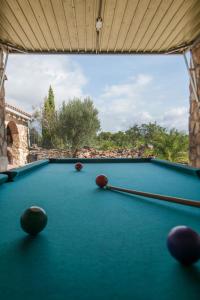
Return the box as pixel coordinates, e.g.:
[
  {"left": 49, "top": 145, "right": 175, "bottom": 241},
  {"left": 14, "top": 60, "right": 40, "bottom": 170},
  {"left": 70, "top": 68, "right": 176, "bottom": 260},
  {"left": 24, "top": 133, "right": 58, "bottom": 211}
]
[{"left": 0, "top": 158, "right": 200, "bottom": 300}]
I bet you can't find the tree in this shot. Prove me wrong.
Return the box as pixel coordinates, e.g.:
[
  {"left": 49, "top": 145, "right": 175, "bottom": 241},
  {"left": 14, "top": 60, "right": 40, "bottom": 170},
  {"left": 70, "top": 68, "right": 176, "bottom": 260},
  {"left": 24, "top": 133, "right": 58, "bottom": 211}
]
[
  {"left": 125, "top": 123, "right": 167, "bottom": 153},
  {"left": 58, "top": 98, "right": 100, "bottom": 156},
  {"left": 29, "top": 127, "right": 42, "bottom": 146},
  {"left": 125, "top": 125, "right": 143, "bottom": 148},
  {"left": 41, "top": 86, "right": 58, "bottom": 148},
  {"left": 140, "top": 123, "right": 166, "bottom": 146},
  {"left": 153, "top": 129, "right": 188, "bottom": 162},
  {"left": 97, "top": 132, "right": 113, "bottom": 142},
  {"left": 111, "top": 131, "right": 129, "bottom": 148},
  {"left": 96, "top": 132, "right": 116, "bottom": 149}
]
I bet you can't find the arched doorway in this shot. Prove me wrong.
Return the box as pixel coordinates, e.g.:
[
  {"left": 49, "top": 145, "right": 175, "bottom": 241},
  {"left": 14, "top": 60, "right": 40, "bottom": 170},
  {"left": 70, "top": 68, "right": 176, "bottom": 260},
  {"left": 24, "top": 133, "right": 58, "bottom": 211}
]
[{"left": 6, "top": 121, "right": 20, "bottom": 166}]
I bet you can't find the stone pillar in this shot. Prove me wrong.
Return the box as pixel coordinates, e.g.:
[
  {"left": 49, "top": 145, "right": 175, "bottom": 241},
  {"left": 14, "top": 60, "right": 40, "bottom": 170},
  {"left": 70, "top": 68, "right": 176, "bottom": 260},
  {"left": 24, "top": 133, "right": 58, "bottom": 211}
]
[
  {"left": 189, "top": 43, "right": 200, "bottom": 167},
  {"left": 0, "top": 49, "right": 8, "bottom": 171},
  {"left": 18, "top": 124, "right": 29, "bottom": 166}
]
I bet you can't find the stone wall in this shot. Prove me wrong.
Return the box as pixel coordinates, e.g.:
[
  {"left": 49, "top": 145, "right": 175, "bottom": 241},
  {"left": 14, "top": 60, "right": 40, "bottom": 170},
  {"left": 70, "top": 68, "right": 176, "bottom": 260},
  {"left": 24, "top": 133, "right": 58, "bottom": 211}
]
[
  {"left": 28, "top": 146, "right": 140, "bottom": 162},
  {"left": 189, "top": 43, "right": 200, "bottom": 167},
  {"left": 0, "top": 49, "right": 7, "bottom": 171}
]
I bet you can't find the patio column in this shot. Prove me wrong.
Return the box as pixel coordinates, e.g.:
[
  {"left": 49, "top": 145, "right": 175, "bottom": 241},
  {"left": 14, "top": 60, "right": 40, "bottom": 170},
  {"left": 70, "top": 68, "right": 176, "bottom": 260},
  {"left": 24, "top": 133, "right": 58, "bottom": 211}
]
[
  {"left": 0, "top": 48, "right": 8, "bottom": 171},
  {"left": 189, "top": 43, "right": 200, "bottom": 167}
]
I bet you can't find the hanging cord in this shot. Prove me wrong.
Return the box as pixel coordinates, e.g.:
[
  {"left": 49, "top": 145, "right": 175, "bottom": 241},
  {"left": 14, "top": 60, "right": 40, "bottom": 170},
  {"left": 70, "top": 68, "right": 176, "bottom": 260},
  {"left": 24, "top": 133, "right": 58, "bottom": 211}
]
[{"left": 0, "top": 47, "right": 9, "bottom": 95}]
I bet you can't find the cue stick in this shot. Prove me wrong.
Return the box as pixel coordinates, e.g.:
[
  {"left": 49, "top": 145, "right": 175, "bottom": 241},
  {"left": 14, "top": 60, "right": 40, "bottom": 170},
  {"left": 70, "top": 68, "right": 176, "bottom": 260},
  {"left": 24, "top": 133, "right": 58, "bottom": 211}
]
[{"left": 106, "top": 185, "right": 200, "bottom": 208}]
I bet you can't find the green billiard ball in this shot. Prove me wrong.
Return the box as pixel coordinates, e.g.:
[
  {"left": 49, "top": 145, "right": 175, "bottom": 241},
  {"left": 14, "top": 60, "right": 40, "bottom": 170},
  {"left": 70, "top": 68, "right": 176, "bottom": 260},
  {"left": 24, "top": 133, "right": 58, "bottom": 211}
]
[{"left": 20, "top": 206, "right": 48, "bottom": 235}]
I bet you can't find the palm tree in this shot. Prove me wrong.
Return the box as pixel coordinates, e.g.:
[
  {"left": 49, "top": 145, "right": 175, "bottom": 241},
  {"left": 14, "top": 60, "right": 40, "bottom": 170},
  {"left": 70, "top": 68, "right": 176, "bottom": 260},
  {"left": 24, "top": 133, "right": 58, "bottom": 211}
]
[{"left": 153, "top": 129, "right": 188, "bottom": 163}]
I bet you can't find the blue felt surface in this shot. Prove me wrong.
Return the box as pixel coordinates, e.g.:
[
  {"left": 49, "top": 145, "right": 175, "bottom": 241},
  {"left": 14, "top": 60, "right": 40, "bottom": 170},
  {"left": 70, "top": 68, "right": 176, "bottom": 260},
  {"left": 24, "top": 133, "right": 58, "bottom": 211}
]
[
  {"left": 0, "top": 162, "right": 200, "bottom": 299},
  {"left": 0, "top": 174, "right": 8, "bottom": 185}
]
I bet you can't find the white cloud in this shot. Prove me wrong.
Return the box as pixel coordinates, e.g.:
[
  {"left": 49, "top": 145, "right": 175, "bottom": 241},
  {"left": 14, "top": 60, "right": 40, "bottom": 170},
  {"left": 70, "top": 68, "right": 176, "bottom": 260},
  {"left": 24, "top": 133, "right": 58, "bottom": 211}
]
[
  {"left": 102, "top": 74, "right": 152, "bottom": 98},
  {"left": 5, "top": 55, "right": 88, "bottom": 112},
  {"left": 158, "top": 106, "right": 188, "bottom": 131},
  {"left": 96, "top": 74, "right": 153, "bottom": 131},
  {"left": 96, "top": 75, "right": 188, "bottom": 132}
]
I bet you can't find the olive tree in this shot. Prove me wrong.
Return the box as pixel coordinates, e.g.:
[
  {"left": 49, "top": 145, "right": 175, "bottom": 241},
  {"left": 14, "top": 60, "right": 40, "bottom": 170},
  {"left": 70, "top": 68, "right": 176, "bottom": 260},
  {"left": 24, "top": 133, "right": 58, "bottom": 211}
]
[{"left": 58, "top": 98, "right": 100, "bottom": 156}]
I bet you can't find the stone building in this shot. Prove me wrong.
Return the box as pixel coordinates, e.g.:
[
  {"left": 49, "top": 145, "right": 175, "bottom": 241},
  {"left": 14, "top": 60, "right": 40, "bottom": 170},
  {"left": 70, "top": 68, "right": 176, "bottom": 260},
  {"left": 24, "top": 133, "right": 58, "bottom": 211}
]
[{"left": 5, "top": 103, "right": 31, "bottom": 168}]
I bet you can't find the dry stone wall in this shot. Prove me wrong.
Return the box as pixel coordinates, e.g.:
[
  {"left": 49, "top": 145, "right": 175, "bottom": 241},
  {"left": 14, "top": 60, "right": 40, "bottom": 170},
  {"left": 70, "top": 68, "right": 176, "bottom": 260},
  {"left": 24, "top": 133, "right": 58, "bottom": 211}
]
[{"left": 28, "top": 146, "right": 140, "bottom": 162}]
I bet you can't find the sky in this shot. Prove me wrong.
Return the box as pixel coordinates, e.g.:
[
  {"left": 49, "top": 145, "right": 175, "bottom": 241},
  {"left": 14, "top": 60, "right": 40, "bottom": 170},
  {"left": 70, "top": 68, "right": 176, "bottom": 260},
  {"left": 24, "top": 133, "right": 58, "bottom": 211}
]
[{"left": 5, "top": 53, "right": 190, "bottom": 132}]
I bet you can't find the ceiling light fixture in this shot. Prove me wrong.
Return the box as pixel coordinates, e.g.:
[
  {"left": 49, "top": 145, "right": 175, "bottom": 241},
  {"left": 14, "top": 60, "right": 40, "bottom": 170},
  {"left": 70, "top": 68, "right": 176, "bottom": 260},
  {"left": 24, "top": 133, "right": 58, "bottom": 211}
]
[{"left": 96, "top": 17, "right": 103, "bottom": 32}]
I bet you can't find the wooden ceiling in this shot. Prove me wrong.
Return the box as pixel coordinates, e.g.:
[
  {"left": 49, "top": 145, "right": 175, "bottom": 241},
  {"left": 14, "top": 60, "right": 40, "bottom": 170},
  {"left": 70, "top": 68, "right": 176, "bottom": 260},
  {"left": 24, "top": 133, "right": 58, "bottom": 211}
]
[{"left": 0, "top": 0, "right": 200, "bottom": 54}]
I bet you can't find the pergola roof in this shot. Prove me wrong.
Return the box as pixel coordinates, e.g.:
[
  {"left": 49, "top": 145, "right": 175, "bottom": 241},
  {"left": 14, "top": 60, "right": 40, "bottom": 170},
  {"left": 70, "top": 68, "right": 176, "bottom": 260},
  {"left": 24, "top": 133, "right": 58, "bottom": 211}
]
[{"left": 0, "top": 0, "right": 200, "bottom": 55}]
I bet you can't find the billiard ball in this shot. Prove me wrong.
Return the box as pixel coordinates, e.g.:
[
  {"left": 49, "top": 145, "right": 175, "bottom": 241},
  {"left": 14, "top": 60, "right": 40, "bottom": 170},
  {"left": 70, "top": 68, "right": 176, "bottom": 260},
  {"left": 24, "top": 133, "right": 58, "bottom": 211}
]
[
  {"left": 20, "top": 206, "right": 48, "bottom": 235},
  {"left": 96, "top": 175, "right": 108, "bottom": 188},
  {"left": 75, "top": 162, "right": 83, "bottom": 171},
  {"left": 167, "top": 226, "right": 200, "bottom": 265}
]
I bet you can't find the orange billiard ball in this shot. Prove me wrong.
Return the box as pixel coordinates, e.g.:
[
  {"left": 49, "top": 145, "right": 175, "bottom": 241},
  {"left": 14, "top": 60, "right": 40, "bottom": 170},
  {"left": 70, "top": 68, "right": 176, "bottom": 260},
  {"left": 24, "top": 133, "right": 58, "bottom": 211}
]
[{"left": 96, "top": 175, "right": 108, "bottom": 188}]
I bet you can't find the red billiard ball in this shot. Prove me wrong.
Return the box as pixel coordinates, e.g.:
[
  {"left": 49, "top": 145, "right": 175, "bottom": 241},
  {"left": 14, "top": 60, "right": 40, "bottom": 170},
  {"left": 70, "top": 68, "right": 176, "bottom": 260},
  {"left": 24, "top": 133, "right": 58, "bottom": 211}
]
[
  {"left": 75, "top": 162, "right": 83, "bottom": 171},
  {"left": 20, "top": 206, "right": 48, "bottom": 236},
  {"left": 96, "top": 175, "right": 108, "bottom": 188},
  {"left": 167, "top": 226, "right": 200, "bottom": 265}
]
